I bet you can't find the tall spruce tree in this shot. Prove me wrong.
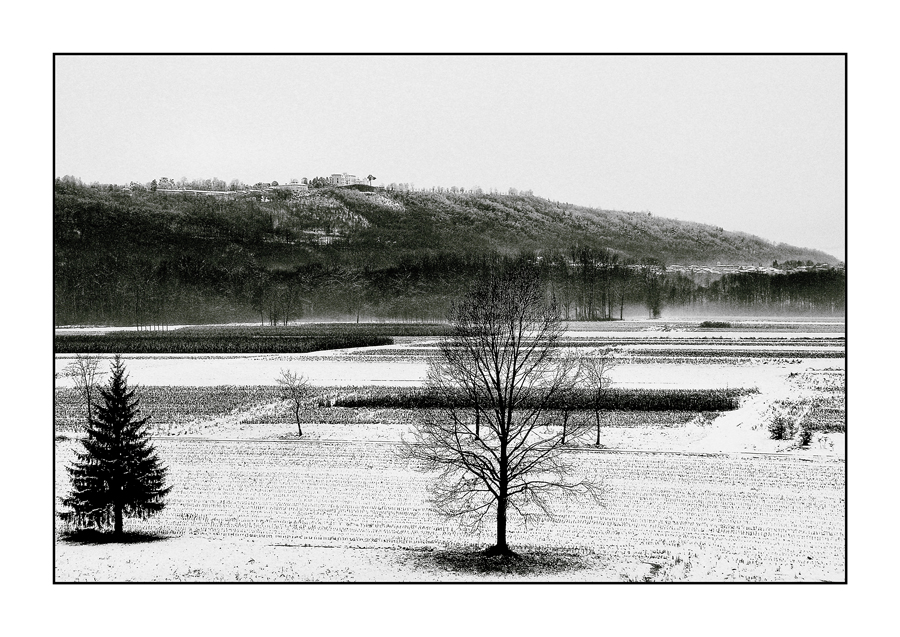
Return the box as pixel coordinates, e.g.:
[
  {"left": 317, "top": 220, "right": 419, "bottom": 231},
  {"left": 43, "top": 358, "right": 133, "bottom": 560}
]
[{"left": 62, "top": 355, "right": 170, "bottom": 537}]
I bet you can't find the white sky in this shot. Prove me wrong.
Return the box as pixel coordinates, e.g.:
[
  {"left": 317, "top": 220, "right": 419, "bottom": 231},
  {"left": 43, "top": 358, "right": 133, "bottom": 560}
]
[{"left": 55, "top": 54, "right": 845, "bottom": 259}]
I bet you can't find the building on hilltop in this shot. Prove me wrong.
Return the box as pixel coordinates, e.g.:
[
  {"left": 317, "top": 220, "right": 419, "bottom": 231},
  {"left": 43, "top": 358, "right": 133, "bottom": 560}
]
[
  {"left": 275, "top": 179, "right": 309, "bottom": 195},
  {"left": 329, "top": 173, "right": 366, "bottom": 187}
]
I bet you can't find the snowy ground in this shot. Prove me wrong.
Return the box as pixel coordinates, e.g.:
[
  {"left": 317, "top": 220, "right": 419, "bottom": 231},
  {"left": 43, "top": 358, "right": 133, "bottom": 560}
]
[
  {"left": 53, "top": 320, "right": 845, "bottom": 581},
  {"left": 55, "top": 536, "right": 829, "bottom": 582},
  {"left": 53, "top": 353, "right": 842, "bottom": 390}
]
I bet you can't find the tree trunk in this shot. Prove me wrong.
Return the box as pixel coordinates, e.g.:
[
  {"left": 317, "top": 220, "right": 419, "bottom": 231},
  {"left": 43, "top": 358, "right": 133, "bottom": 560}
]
[
  {"left": 474, "top": 398, "right": 480, "bottom": 439},
  {"left": 295, "top": 406, "right": 302, "bottom": 436},
  {"left": 595, "top": 407, "right": 601, "bottom": 446},
  {"left": 114, "top": 503, "right": 123, "bottom": 538},
  {"left": 488, "top": 453, "right": 513, "bottom": 556},
  {"left": 490, "top": 493, "right": 509, "bottom": 556}
]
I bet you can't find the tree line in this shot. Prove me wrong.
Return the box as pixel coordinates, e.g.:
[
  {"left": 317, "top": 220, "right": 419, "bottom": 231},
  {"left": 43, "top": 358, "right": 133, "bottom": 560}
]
[{"left": 55, "top": 247, "right": 844, "bottom": 327}]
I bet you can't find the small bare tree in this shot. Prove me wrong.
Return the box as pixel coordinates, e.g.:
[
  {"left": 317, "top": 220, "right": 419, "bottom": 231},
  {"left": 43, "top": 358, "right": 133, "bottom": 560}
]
[
  {"left": 550, "top": 348, "right": 584, "bottom": 446},
  {"left": 64, "top": 354, "right": 101, "bottom": 432},
  {"left": 580, "top": 347, "right": 621, "bottom": 447},
  {"left": 276, "top": 369, "right": 311, "bottom": 437},
  {"left": 401, "top": 264, "right": 602, "bottom": 557}
]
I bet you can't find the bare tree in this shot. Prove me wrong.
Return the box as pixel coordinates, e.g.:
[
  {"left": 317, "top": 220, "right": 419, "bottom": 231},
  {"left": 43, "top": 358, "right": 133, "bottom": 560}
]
[
  {"left": 552, "top": 349, "right": 584, "bottom": 446},
  {"left": 401, "top": 264, "right": 602, "bottom": 558},
  {"left": 64, "top": 354, "right": 101, "bottom": 432},
  {"left": 580, "top": 347, "right": 621, "bottom": 447},
  {"left": 276, "top": 369, "right": 311, "bottom": 437}
]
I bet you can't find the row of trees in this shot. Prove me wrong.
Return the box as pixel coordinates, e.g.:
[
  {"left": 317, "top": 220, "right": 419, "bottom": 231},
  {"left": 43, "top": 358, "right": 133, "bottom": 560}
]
[
  {"left": 55, "top": 248, "right": 843, "bottom": 327},
  {"left": 62, "top": 174, "right": 543, "bottom": 198}
]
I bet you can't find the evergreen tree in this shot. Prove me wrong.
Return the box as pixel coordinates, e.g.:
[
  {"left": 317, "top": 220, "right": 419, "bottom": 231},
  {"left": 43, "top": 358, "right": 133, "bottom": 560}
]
[{"left": 62, "top": 355, "right": 170, "bottom": 537}]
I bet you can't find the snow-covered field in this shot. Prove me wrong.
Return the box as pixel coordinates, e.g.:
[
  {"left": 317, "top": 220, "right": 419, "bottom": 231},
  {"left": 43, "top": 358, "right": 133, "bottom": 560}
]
[
  {"left": 55, "top": 438, "right": 844, "bottom": 582},
  {"left": 55, "top": 354, "right": 430, "bottom": 387},
  {"left": 54, "top": 353, "right": 841, "bottom": 390},
  {"left": 53, "top": 319, "right": 846, "bottom": 581}
]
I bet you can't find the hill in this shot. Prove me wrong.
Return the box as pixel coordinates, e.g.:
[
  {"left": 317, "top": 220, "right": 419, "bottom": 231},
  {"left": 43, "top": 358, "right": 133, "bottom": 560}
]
[
  {"left": 55, "top": 181, "right": 836, "bottom": 268},
  {"left": 298, "top": 186, "right": 836, "bottom": 267},
  {"left": 53, "top": 180, "right": 843, "bottom": 326}
]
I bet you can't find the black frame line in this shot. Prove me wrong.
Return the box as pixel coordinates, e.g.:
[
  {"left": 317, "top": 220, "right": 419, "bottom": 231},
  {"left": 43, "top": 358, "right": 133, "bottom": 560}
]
[{"left": 52, "top": 52, "right": 848, "bottom": 585}]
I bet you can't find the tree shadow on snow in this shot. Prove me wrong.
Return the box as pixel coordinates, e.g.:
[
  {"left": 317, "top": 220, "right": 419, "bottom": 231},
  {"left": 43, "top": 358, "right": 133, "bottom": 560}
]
[
  {"left": 58, "top": 528, "right": 172, "bottom": 545},
  {"left": 407, "top": 546, "right": 590, "bottom": 577}
]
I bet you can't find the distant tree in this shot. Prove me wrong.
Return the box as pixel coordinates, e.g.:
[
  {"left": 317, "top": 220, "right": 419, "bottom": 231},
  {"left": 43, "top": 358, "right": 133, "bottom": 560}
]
[
  {"left": 641, "top": 265, "right": 663, "bottom": 318},
  {"left": 61, "top": 355, "right": 170, "bottom": 537},
  {"left": 579, "top": 347, "right": 620, "bottom": 446},
  {"left": 401, "top": 264, "right": 601, "bottom": 557},
  {"left": 64, "top": 354, "right": 102, "bottom": 432},
  {"left": 271, "top": 180, "right": 279, "bottom": 187},
  {"left": 149, "top": 179, "right": 158, "bottom": 192},
  {"left": 260, "top": 281, "right": 291, "bottom": 326},
  {"left": 609, "top": 264, "right": 632, "bottom": 320},
  {"left": 276, "top": 369, "right": 311, "bottom": 437},
  {"left": 367, "top": 174, "right": 376, "bottom": 187},
  {"left": 553, "top": 349, "right": 584, "bottom": 445},
  {"left": 338, "top": 268, "right": 368, "bottom": 323}
]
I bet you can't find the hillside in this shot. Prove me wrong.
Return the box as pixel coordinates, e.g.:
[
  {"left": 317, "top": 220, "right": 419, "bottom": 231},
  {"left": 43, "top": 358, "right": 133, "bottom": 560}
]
[
  {"left": 308, "top": 187, "right": 836, "bottom": 266},
  {"left": 54, "top": 182, "right": 837, "bottom": 268},
  {"left": 53, "top": 180, "right": 843, "bottom": 326}
]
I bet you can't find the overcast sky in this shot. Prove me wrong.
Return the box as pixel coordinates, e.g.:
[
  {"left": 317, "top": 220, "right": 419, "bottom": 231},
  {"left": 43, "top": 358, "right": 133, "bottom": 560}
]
[{"left": 55, "top": 55, "right": 845, "bottom": 258}]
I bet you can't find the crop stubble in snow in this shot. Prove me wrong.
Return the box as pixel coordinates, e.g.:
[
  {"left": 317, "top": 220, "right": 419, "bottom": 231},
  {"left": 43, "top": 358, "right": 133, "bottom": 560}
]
[{"left": 54, "top": 438, "right": 844, "bottom": 580}]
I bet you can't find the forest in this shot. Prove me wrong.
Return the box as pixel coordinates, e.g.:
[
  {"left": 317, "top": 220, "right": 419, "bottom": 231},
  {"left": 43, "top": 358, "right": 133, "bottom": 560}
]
[{"left": 53, "top": 178, "right": 844, "bottom": 326}]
